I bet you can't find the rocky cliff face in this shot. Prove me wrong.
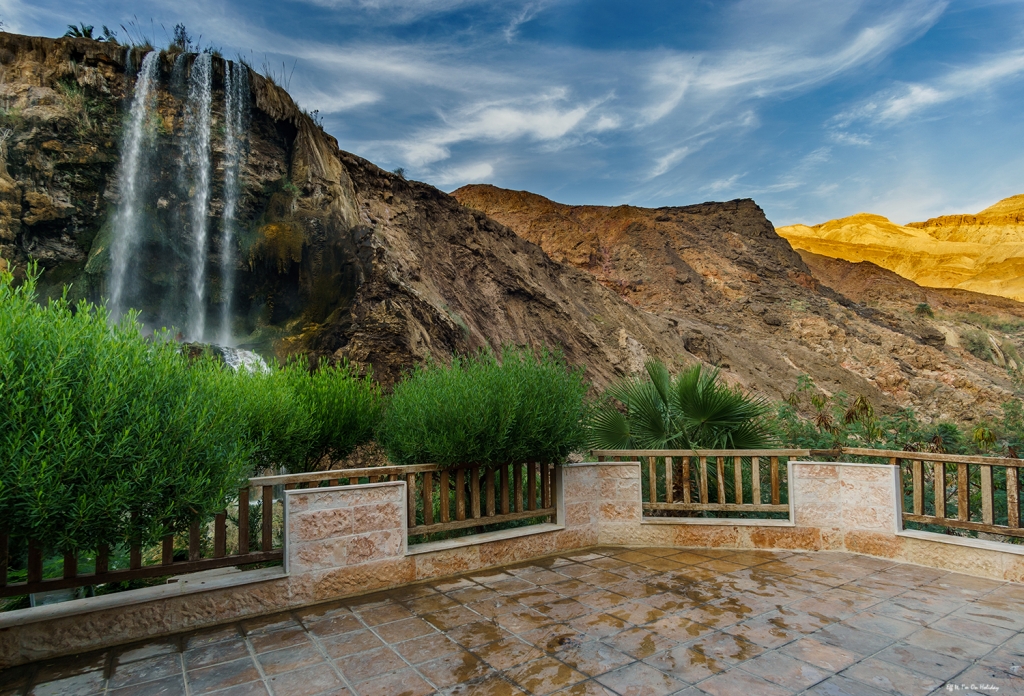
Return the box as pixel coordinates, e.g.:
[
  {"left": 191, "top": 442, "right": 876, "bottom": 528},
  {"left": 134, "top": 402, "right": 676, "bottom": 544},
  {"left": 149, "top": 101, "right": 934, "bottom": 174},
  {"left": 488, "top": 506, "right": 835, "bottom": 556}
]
[
  {"left": 454, "top": 185, "right": 1021, "bottom": 421},
  {"left": 777, "top": 196, "right": 1024, "bottom": 302}
]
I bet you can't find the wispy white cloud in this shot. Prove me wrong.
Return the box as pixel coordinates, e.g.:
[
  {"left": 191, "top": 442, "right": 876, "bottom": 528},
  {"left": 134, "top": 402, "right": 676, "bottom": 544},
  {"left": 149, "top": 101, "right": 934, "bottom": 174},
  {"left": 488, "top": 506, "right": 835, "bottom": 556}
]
[{"left": 434, "top": 161, "right": 495, "bottom": 186}]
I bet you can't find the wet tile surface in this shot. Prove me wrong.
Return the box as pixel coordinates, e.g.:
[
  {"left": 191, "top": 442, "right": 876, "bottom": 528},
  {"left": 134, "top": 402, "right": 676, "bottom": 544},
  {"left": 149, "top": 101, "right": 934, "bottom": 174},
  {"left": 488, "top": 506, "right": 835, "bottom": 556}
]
[{"left": 6, "top": 546, "right": 1024, "bottom": 695}]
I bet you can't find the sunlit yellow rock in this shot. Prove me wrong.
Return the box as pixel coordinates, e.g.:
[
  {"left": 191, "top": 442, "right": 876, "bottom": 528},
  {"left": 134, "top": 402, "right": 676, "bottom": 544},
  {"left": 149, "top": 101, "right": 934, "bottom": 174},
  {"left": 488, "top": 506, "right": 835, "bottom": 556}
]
[{"left": 777, "top": 195, "right": 1024, "bottom": 302}]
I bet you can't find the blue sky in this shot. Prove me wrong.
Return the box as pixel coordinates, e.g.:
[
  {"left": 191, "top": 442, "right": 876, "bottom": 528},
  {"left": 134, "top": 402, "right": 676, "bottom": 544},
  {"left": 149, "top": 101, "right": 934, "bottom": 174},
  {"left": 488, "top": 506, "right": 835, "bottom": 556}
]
[{"left": 4, "top": 0, "right": 1024, "bottom": 226}]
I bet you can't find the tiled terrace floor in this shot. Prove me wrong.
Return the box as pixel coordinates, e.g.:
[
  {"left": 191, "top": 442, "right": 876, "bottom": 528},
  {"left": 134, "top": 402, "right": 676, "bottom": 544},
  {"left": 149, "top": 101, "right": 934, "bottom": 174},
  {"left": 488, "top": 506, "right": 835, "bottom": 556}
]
[{"left": 4, "top": 547, "right": 1024, "bottom": 696}]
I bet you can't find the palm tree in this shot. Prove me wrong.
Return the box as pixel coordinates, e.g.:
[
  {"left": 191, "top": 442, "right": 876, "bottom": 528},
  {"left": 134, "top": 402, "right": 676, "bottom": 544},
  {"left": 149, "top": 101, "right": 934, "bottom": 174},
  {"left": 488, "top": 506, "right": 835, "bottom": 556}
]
[
  {"left": 588, "top": 359, "right": 775, "bottom": 450},
  {"left": 64, "top": 23, "right": 94, "bottom": 39}
]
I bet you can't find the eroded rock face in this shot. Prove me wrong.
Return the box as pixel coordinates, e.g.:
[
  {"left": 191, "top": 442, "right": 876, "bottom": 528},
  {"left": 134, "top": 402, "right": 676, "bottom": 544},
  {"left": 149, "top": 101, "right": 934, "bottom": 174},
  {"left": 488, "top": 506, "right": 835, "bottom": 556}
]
[{"left": 453, "top": 185, "right": 1022, "bottom": 420}]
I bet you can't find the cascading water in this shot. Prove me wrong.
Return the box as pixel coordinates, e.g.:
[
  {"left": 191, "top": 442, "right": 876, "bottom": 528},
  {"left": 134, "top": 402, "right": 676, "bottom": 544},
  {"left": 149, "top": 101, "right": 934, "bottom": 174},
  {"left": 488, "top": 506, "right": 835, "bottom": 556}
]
[
  {"left": 181, "top": 53, "right": 214, "bottom": 341},
  {"left": 108, "top": 50, "right": 160, "bottom": 320},
  {"left": 219, "top": 61, "right": 250, "bottom": 345}
]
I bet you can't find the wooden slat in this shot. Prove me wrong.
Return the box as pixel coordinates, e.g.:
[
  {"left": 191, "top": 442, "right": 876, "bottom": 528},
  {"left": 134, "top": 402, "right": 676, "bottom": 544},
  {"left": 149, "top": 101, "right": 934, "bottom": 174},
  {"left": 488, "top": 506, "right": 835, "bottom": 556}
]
[
  {"left": 682, "top": 457, "right": 691, "bottom": 504},
  {"left": 413, "top": 508, "right": 557, "bottom": 536},
  {"left": 540, "top": 463, "right": 550, "bottom": 509},
  {"left": 0, "top": 551, "right": 284, "bottom": 599},
  {"left": 770, "top": 457, "right": 780, "bottom": 506},
  {"left": 27, "top": 542, "right": 42, "bottom": 584},
  {"left": 96, "top": 546, "right": 109, "bottom": 575},
  {"left": 752, "top": 457, "right": 760, "bottom": 506},
  {"left": 699, "top": 457, "right": 709, "bottom": 504},
  {"left": 648, "top": 456, "right": 657, "bottom": 503},
  {"left": 501, "top": 465, "right": 510, "bottom": 515},
  {"left": 407, "top": 473, "right": 417, "bottom": 526},
  {"left": 262, "top": 486, "right": 273, "bottom": 552},
  {"left": 238, "top": 487, "right": 250, "bottom": 555},
  {"left": 250, "top": 463, "right": 443, "bottom": 487},
  {"left": 841, "top": 448, "right": 1024, "bottom": 467},
  {"left": 716, "top": 457, "right": 726, "bottom": 504},
  {"left": 902, "top": 513, "right": 1024, "bottom": 539},
  {"left": 440, "top": 470, "right": 450, "bottom": 523},
  {"left": 284, "top": 483, "right": 296, "bottom": 491},
  {"left": 63, "top": 552, "right": 77, "bottom": 580},
  {"left": 1008, "top": 467, "right": 1020, "bottom": 529},
  {"left": 733, "top": 456, "right": 743, "bottom": 505},
  {"left": 162, "top": 535, "right": 174, "bottom": 565},
  {"left": 527, "top": 462, "right": 537, "bottom": 511},
  {"left": 591, "top": 449, "right": 810, "bottom": 457},
  {"left": 470, "top": 467, "right": 481, "bottom": 519},
  {"left": 456, "top": 469, "right": 466, "bottom": 521},
  {"left": 933, "top": 462, "right": 946, "bottom": 520},
  {"left": 514, "top": 462, "right": 524, "bottom": 512},
  {"left": 189, "top": 520, "right": 201, "bottom": 562},
  {"left": 957, "top": 463, "right": 970, "bottom": 522},
  {"left": 214, "top": 513, "right": 227, "bottom": 558},
  {"left": 644, "top": 502, "right": 791, "bottom": 513},
  {"left": 0, "top": 533, "right": 7, "bottom": 587},
  {"left": 665, "top": 457, "right": 674, "bottom": 504},
  {"left": 130, "top": 544, "right": 142, "bottom": 570},
  {"left": 981, "top": 465, "right": 994, "bottom": 525},
  {"left": 423, "top": 472, "right": 434, "bottom": 527},
  {"left": 912, "top": 460, "right": 924, "bottom": 515},
  {"left": 486, "top": 469, "right": 496, "bottom": 517}
]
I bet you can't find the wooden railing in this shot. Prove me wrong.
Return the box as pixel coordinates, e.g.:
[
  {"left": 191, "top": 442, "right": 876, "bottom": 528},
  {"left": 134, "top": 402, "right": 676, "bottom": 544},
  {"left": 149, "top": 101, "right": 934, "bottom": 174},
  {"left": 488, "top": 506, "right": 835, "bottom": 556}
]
[
  {"left": 0, "top": 482, "right": 284, "bottom": 600},
  {"left": 592, "top": 449, "right": 809, "bottom": 518},
  {"left": 837, "top": 448, "right": 1023, "bottom": 539},
  {"left": 250, "top": 461, "right": 558, "bottom": 540}
]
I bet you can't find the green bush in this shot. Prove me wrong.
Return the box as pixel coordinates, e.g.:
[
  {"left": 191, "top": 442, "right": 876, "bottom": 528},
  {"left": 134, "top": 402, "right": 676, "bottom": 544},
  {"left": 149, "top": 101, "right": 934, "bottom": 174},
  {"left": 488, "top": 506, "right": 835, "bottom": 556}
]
[
  {"left": 914, "top": 303, "right": 934, "bottom": 318},
  {"left": 588, "top": 360, "right": 775, "bottom": 450},
  {"left": 0, "top": 267, "right": 252, "bottom": 555},
  {"left": 378, "top": 346, "right": 589, "bottom": 468},
  {"left": 224, "top": 359, "right": 383, "bottom": 473},
  {"left": 962, "top": 329, "right": 994, "bottom": 362}
]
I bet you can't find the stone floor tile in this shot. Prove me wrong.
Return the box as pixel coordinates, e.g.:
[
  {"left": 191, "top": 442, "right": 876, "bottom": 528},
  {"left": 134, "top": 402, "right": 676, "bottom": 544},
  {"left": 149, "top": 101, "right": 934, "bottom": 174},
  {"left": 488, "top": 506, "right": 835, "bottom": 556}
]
[
  {"left": 432, "top": 577, "right": 480, "bottom": 592},
  {"left": 447, "top": 620, "right": 514, "bottom": 649},
  {"left": 646, "top": 615, "right": 717, "bottom": 643},
  {"left": 107, "top": 674, "right": 187, "bottom": 696},
  {"left": 352, "top": 667, "right": 433, "bottom": 696},
  {"left": 688, "top": 631, "right": 764, "bottom": 665},
  {"left": 840, "top": 655, "right": 945, "bottom": 696},
  {"left": 545, "top": 679, "right": 617, "bottom": 695},
  {"left": 809, "top": 622, "right": 896, "bottom": 656},
  {"left": 642, "top": 644, "right": 727, "bottom": 684},
  {"left": 31, "top": 653, "right": 107, "bottom": 684},
  {"left": 28, "top": 670, "right": 106, "bottom": 696},
  {"left": 948, "top": 663, "right": 1024, "bottom": 694},
  {"left": 606, "top": 566, "right": 658, "bottom": 582},
  {"left": 903, "top": 627, "right": 995, "bottom": 660},
  {"left": 873, "top": 642, "right": 971, "bottom": 681},
  {"left": 518, "top": 569, "right": 572, "bottom": 585},
  {"left": 451, "top": 586, "right": 503, "bottom": 605},
  {"left": 606, "top": 579, "right": 661, "bottom": 600},
  {"left": 594, "top": 660, "right": 686, "bottom": 696},
  {"left": 558, "top": 564, "right": 604, "bottom": 578},
  {"left": 318, "top": 630, "right": 385, "bottom": 659},
  {"left": 556, "top": 641, "right": 634, "bottom": 677},
  {"left": 295, "top": 602, "right": 354, "bottom": 624},
  {"left": 114, "top": 640, "right": 179, "bottom": 665},
  {"left": 405, "top": 593, "right": 461, "bottom": 614},
  {"left": 803, "top": 674, "right": 891, "bottom": 696},
  {"left": 184, "top": 638, "right": 251, "bottom": 670},
  {"left": 108, "top": 653, "right": 183, "bottom": 689},
  {"left": 695, "top": 666, "right": 795, "bottom": 696},
  {"left": 637, "top": 558, "right": 685, "bottom": 573},
  {"left": 576, "top": 590, "right": 630, "bottom": 611},
  {"left": 256, "top": 643, "right": 326, "bottom": 676},
  {"left": 494, "top": 608, "right": 556, "bottom": 634},
  {"left": 843, "top": 576, "right": 909, "bottom": 599},
  {"left": 201, "top": 681, "right": 271, "bottom": 696},
  {"left": 601, "top": 627, "right": 678, "bottom": 660},
  {"left": 779, "top": 638, "right": 858, "bottom": 672},
  {"left": 567, "top": 613, "right": 629, "bottom": 640},
  {"left": 185, "top": 626, "right": 243, "bottom": 650},
  {"left": 665, "top": 552, "right": 715, "bottom": 565},
  {"left": 512, "top": 589, "right": 564, "bottom": 607},
  {"left": 490, "top": 578, "right": 538, "bottom": 594},
  {"left": 675, "top": 601, "right": 751, "bottom": 630},
  {"left": 356, "top": 603, "right": 414, "bottom": 626},
  {"left": 374, "top": 617, "right": 437, "bottom": 644},
  {"left": 473, "top": 637, "right": 545, "bottom": 670},
  {"left": 546, "top": 579, "right": 594, "bottom": 598},
  {"left": 870, "top": 598, "right": 945, "bottom": 626},
  {"left": 929, "top": 572, "right": 1005, "bottom": 597},
  {"left": 979, "top": 644, "right": 1023, "bottom": 678},
  {"left": 614, "top": 551, "right": 656, "bottom": 564},
  {"left": 839, "top": 611, "right": 919, "bottom": 639},
  {"left": 249, "top": 626, "right": 311, "bottom": 654},
  {"left": 952, "top": 600, "right": 1024, "bottom": 632},
  {"left": 417, "top": 649, "right": 492, "bottom": 688},
  {"left": 241, "top": 614, "right": 301, "bottom": 635},
  {"left": 535, "top": 598, "right": 593, "bottom": 622},
  {"left": 470, "top": 597, "right": 523, "bottom": 618},
  {"left": 305, "top": 613, "right": 363, "bottom": 638},
  {"left": 424, "top": 605, "right": 486, "bottom": 631},
  {"left": 694, "top": 559, "right": 747, "bottom": 574},
  {"left": 506, "top": 656, "right": 588, "bottom": 695},
  {"left": 334, "top": 645, "right": 407, "bottom": 683},
  {"left": 522, "top": 624, "right": 589, "bottom": 654},
  {"left": 929, "top": 615, "right": 1016, "bottom": 646},
  {"left": 608, "top": 600, "right": 667, "bottom": 626},
  {"left": 739, "top": 650, "right": 830, "bottom": 690},
  {"left": 266, "top": 662, "right": 344, "bottom": 696},
  {"left": 186, "top": 656, "right": 261, "bottom": 694},
  {"left": 982, "top": 581, "right": 1024, "bottom": 604},
  {"left": 444, "top": 674, "right": 528, "bottom": 695},
  {"left": 393, "top": 632, "right": 463, "bottom": 665}
]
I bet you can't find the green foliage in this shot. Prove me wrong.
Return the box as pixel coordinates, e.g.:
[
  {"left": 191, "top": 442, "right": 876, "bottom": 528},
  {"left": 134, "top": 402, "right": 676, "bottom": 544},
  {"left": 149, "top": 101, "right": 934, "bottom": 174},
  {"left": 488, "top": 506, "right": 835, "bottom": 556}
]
[
  {"left": 588, "top": 360, "right": 775, "bottom": 450},
  {"left": 955, "top": 312, "right": 1024, "bottom": 334},
  {"left": 962, "top": 329, "right": 994, "bottom": 362},
  {"left": 222, "top": 359, "right": 383, "bottom": 473},
  {"left": 914, "top": 303, "right": 934, "bottom": 318},
  {"left": 64, "top": 23, "right": 94, "bottom": 39},
  {"left": 0, "top": 266, "right": 252, "bottom": 555},
  {"left": 379, "top": 346, "right": 590, "bottom": 468}
]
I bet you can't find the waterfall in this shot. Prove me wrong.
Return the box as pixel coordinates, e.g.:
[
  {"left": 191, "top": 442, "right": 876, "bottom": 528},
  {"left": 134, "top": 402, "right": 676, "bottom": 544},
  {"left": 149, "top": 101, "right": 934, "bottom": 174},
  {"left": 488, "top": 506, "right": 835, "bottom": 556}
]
[
  {"left": 219, "top": 61, "right": 250, "bottom": 346},
  {"left": 108, "top": 50, "right": 159, "bottom": 320},
  {"left": 181, "top": 53, "right": 213, "bottom": 341}
]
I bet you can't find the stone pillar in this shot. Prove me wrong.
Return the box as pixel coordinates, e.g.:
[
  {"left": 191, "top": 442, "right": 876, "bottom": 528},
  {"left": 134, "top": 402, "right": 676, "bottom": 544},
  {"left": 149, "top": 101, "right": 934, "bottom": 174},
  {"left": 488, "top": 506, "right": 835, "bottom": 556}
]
[{"left": 285, "top": 482, "right": 414, "bottom": 602}]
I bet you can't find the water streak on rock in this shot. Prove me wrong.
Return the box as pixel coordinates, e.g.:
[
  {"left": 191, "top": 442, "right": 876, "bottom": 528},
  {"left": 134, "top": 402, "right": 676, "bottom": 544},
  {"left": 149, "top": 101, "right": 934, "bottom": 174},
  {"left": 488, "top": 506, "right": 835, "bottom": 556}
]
[
  {"left": 219, "top": 61, "right": 250, "bottom": 345},
  {"left": 182, "top": 53, "right": 213, "bottom": 340}
]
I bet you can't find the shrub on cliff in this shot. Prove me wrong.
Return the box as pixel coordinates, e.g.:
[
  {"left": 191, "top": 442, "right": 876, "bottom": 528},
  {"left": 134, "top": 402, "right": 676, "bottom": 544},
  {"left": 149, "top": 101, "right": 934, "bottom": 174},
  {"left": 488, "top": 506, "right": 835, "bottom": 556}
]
[
  {"left": 223, "top": 359, "right": 383, "bottom": 473},
  {"left": 378, "top": 346, "right": 589, "bottom": 467},
  {"left": 0, "top": 266, "right": 251, "bottom": 556},
  {"left": 588, "top": 360, "right": 775, "bottom": 450}
]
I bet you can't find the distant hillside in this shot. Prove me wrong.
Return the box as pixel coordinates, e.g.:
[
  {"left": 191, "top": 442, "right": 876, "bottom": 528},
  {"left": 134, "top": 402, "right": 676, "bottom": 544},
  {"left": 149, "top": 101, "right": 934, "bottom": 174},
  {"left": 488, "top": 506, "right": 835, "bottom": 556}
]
[{"left": 777, "top": 196, "right": 1024, "bottom": 301}]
